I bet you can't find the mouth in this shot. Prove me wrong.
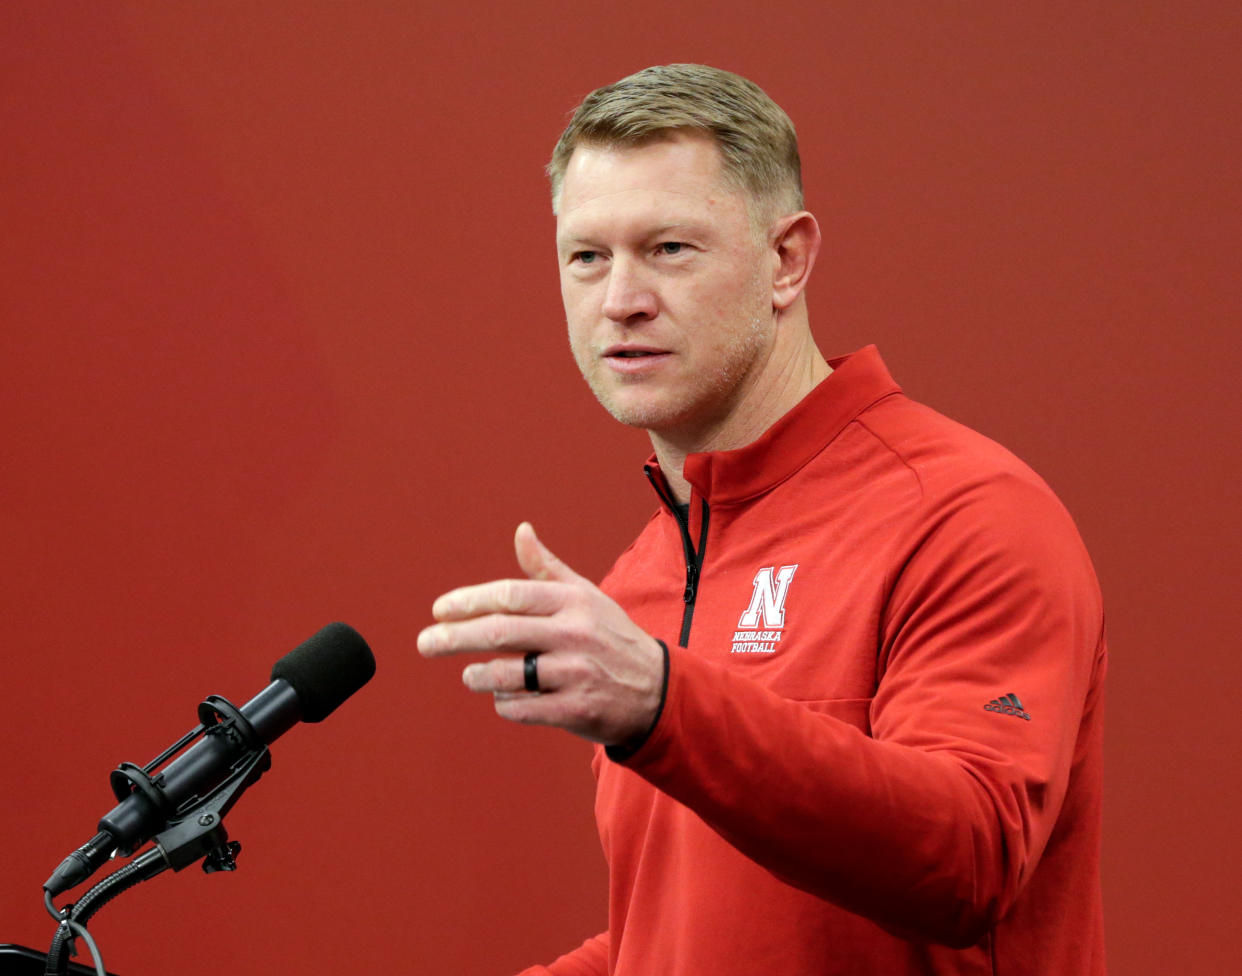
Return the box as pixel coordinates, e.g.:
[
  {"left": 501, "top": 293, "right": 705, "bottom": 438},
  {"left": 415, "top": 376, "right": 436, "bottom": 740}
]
[
  {"left": 601, "top": 344, "right": 671, "bottom": 375},
  {"left": 603, "top": 345, "right": 669, "bottom": 359}
]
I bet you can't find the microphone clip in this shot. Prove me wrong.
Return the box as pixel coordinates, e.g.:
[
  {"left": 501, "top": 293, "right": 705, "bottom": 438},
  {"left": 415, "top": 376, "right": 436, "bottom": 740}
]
[
  {"left": 106, "top": 692, "right": 272, "bottom": 875},
  {"left": 150, "top": 741, "right": 270, "bottom": 874},
  {"left": 109, "top": 694, "right": 263, "bottom": 819}
]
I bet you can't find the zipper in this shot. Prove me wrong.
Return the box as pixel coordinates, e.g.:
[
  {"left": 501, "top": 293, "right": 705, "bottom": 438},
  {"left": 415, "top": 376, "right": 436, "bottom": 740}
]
[{"left": 644, "top": 466, "right": 711, "bottom": 648}]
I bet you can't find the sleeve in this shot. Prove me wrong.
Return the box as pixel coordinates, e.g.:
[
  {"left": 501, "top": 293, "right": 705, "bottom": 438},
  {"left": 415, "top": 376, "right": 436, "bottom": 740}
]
[
  {"left": 515, "top": 932, "right": 610, "bottom": 976},
  {"left": 612, "top": 472, "right": 1106, "bottom": 947}
]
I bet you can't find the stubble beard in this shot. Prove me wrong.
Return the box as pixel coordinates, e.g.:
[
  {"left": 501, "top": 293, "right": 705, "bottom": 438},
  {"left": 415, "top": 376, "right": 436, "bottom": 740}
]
[{"left": 575, "top": 276, "right": 772, "bottom": 440}]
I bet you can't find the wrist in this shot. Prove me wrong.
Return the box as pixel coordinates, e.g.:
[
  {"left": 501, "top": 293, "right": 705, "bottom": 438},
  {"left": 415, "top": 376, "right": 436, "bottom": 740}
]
[{"left": 606, "top": 638, "right": 670, "bottom": 761}]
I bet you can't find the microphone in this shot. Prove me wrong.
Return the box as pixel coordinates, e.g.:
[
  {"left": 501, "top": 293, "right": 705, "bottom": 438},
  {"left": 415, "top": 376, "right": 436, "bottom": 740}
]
[{"left": 44, "top": 622, "right": 375, "bottom": 896}]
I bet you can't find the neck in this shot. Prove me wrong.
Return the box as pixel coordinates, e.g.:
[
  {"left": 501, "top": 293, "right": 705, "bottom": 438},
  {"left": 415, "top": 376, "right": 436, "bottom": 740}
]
[{"left": 650, "top": 333, "right": 831, "bottom": 504}]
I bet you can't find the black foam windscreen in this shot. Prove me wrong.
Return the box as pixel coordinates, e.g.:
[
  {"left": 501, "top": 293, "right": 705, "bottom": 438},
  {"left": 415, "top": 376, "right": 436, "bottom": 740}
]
[{"left": 270, "top": 622, "right": 376, "bottom": 722}]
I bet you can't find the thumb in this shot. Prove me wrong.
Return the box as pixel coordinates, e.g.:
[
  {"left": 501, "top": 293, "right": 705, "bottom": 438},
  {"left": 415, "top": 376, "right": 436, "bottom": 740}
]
[{"left": 515, "top": 522, "right": 583, "bottom": 583}]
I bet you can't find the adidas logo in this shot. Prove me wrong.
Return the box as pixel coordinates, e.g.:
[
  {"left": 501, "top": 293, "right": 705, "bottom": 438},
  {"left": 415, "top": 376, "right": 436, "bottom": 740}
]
[{"left": 984, "top": 693, "right": 1031, "bottom": 721}]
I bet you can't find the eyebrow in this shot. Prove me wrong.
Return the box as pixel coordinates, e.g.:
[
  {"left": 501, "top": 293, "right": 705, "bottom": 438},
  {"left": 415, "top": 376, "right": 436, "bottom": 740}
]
[
  {"left": 648, "top": 223, "right": 703, "bottom": 237},
  {"left": 556, "top": 222, "right": 707, "bottom": 249}
]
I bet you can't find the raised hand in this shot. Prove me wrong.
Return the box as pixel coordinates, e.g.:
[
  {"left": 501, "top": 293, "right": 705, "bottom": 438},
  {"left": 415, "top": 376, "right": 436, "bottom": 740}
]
[{"left": 417, "top": 522, "right": 665, "bottom": 746}]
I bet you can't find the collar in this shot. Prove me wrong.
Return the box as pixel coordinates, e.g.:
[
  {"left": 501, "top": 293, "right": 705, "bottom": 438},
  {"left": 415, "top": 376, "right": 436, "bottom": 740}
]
[{"left": 645, "top": 345, "right": 902, "bottom": 507}]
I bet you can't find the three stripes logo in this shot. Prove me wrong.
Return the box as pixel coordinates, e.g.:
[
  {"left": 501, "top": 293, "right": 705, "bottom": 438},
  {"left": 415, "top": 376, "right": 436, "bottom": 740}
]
[{"left": 984, "top": 693, "right": 1031, "bottom": 721}]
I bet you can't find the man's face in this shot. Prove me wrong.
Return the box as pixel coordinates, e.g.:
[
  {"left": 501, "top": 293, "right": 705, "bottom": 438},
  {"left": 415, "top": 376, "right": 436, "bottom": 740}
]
[{"left": 555, "top": 132, "right": 776, "bottom": 442}]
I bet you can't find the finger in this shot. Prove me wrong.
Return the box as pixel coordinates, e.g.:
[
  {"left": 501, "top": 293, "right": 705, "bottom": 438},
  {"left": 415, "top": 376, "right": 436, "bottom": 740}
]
[
  {"left": 515, "top": 522, "right": 587, "bottom": 585},
  {"left": 462, "top": 654, "right": 558, "bottom": 695},
  {"left": 431, "top": 577, "right": 566, "bottom": 621},
  {"left": 417, "top": 613, "right": 558, "bottom": 658},
  {"left": 491, "top": 685, "right": 588, "bottom": 730}
]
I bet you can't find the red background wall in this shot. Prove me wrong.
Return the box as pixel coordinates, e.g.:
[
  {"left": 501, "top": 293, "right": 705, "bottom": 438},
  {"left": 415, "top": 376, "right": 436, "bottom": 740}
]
[{"left": 3, "top": 3, "right": 1238, "bottom": 973}]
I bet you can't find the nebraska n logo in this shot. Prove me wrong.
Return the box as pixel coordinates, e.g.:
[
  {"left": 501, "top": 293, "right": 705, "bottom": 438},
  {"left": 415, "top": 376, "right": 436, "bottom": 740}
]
[
  {"left": 739, "top": 565, "right": 798, "bottom": 628},
  {"left": 732, "top": 564, "right": 797, "bottom": 654}
]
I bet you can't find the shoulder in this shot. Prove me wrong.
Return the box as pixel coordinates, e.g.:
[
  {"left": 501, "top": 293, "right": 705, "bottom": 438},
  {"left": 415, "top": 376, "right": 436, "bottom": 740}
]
[
  {"left": 842, "top": 394, "right": 1100, "bottom": 606},
  {"left": 854, "top": 395, "right": 1052, "bottom": 500}
]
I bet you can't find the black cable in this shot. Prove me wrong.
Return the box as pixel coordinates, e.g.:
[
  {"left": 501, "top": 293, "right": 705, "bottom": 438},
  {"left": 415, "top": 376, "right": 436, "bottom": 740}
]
[
  {"left": 42, "top": 890, "right": 105, "bottom": 976},
  {"left": 45, "top": 848, "right": 167, "bottom": 976}
]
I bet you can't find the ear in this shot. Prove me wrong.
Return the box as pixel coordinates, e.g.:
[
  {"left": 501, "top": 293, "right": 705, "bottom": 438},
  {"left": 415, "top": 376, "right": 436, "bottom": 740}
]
[{"left": 769, "top": 211, "right": 821, "bottom": 311}]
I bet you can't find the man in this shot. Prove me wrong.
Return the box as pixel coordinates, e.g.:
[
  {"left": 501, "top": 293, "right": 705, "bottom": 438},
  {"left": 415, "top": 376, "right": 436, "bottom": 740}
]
[{"left": 418, "top": 64, "right": 1106, "bottom": 975}]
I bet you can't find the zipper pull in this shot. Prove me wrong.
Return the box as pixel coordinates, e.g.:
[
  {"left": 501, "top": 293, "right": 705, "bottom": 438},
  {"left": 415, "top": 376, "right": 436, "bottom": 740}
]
[{"left": 683, "top": 562, "right": 698, "bottom": 603}]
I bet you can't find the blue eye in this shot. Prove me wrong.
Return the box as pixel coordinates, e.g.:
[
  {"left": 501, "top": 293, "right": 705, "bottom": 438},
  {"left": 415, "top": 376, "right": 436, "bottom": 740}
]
[
  {"left": 574, "top": 251, "right": 597, "bottom": 264},
  {"left": 659, "top": 242, "right": 683, "bottom": 255}
]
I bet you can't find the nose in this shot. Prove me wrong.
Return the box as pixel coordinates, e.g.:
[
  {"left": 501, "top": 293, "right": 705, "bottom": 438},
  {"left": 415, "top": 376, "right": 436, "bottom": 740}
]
[{"left": 601, "top": 256, "right": 657, "bottom": 324}]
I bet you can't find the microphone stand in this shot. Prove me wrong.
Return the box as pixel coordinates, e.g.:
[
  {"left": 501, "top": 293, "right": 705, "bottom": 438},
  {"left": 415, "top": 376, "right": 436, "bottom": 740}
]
[{"left": 43, "top": 696, "right": 273, "bottom": 976}]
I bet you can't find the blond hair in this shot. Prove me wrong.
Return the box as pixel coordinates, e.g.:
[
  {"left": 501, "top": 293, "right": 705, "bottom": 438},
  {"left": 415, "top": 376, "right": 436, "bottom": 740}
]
[{"left": 547, "top": 64, "right": 803, "bottom": 218}]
